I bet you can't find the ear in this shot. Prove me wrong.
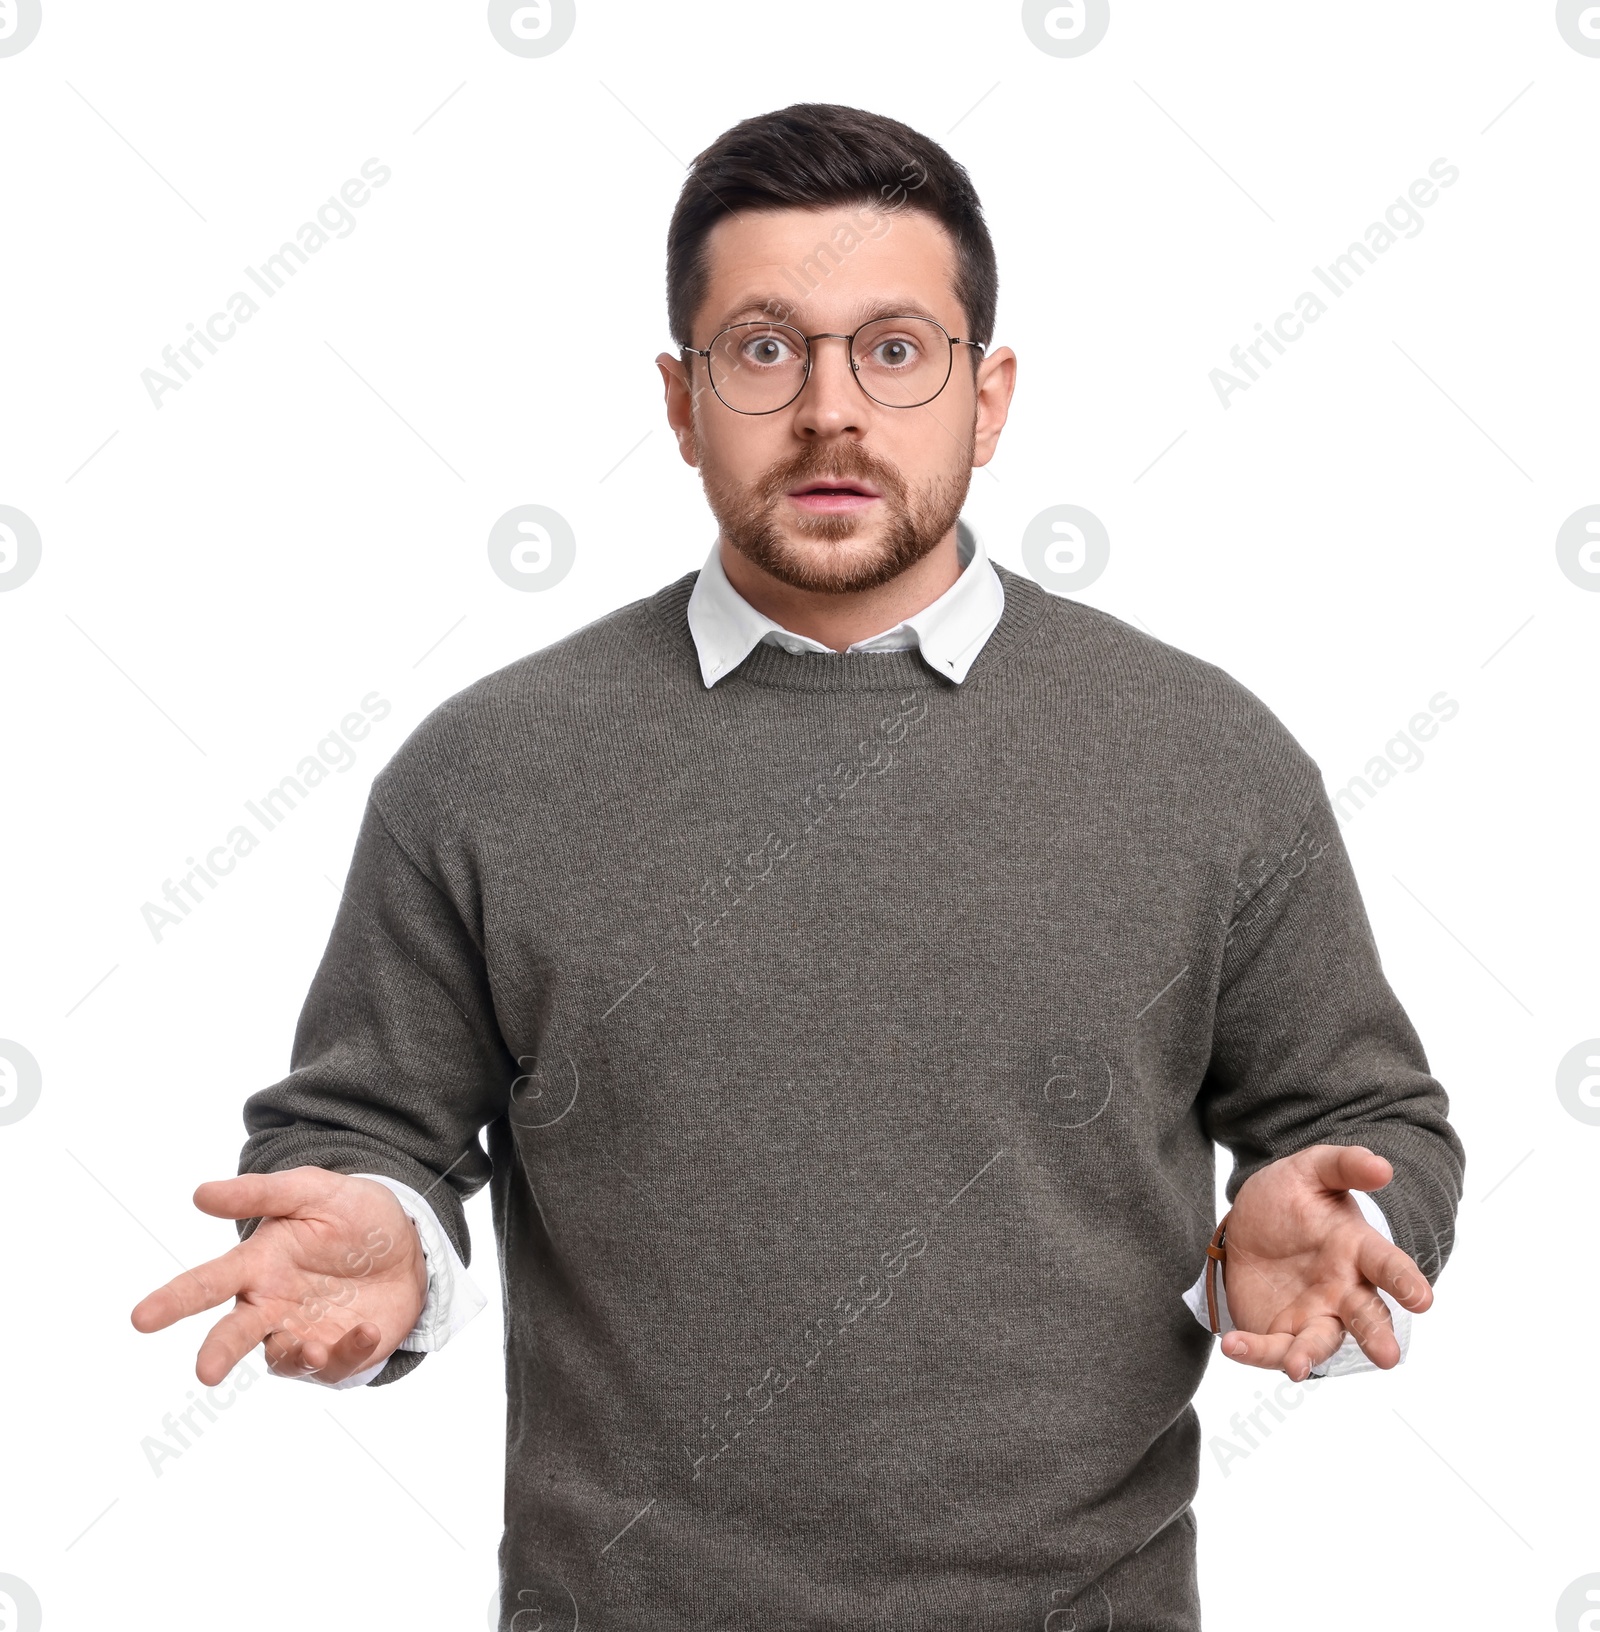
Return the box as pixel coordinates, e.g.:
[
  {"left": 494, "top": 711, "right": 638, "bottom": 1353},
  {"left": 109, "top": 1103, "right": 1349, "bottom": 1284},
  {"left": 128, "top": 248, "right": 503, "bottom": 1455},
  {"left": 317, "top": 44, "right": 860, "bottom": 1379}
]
[
  {"left": 971, "top": 345, "right": 1018, "bottom": 470},
  {"left": 656, "top": 350, "right": 700, "bottom": 468}
]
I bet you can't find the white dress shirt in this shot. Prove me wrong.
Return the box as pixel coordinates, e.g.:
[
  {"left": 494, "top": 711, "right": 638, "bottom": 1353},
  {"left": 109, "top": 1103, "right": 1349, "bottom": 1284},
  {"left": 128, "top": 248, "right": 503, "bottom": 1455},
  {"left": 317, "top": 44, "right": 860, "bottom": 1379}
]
[
  {"left": 685, "top": 515, "right": 1006, "bottom": 686},
  {"left": 291, "top": 520, "right": 1402, "bottom": 1386}
]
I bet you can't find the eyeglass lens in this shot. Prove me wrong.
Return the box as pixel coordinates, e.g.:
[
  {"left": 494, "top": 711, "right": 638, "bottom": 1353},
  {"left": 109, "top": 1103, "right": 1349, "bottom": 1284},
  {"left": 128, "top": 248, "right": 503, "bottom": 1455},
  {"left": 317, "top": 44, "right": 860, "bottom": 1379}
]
[{"left": 706, "top": 317, "right": 953, "bottom": 411}]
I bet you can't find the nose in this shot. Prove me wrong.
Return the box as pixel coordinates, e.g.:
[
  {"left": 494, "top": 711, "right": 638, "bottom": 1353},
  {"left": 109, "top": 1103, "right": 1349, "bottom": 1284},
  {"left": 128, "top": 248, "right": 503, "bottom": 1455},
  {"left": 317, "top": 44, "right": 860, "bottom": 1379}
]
[{"left": 791, "top": 333, "right": 867, "bottom": 437}]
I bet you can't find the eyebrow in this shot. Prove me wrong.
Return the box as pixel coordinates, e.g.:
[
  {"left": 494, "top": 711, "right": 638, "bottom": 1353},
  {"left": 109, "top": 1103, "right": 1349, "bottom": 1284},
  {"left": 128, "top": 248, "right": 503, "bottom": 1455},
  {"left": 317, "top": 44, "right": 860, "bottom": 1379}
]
[{"left": 716, "top": 296, "right": 949, "bottom": 332}]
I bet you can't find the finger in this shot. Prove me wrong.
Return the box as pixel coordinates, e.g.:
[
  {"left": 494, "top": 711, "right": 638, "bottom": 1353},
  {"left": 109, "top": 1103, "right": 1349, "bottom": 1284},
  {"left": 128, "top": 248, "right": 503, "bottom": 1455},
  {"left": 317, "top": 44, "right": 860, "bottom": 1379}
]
[
  {"left": 130, "top": 1246, "right": 252, "bottom": 1333},
  {"left": 1338, "top": 1284, "right": 1401, "bottom": 1369},
  {"left": 1275, "top": 1313, "right": 1350, "bottom": 1381},
  {"left": 263, "top": 1320, "right": 381, "bottom": 1383},
  {"left": 193, "top": 1166, "right": 337, "bottom": 1223},
  {"left": 1219, "top": 1327, "right": 1297, "bottom": 1371},
  {"left": 1355, "top": 1233, "right": 1433, "bottom": 1314},
  {"left": 195, "top": 1303, "right": 277, "bottom": 1387},
  {"left": 312, "top": 1322, "right": 384, "bottom": 1383},
  {"left": 1221, "top": 1314, "right": 1346, "bottom": 1381},
  {"left": 263, "top": 1328, "right": 322, "bottom": 1380},
  {"left": 1304, "top": 1143, "right": 1392, "bottom": 1196}
]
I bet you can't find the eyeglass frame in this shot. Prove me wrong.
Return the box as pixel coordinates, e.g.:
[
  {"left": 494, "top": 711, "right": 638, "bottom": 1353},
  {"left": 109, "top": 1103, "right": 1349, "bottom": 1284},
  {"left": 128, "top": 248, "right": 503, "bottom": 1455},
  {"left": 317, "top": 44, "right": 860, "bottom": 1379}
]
[{"left": 679, "top": 313, "right": 987, "bottom": 415}]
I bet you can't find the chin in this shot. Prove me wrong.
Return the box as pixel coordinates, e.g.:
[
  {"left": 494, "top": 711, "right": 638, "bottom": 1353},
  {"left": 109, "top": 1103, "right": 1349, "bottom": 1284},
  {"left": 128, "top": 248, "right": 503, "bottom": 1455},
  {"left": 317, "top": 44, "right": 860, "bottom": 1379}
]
[
  {"left": 768, "top": 535, "right": 916, "bottom": 595},
  {"left": 783, "top": 514, "right": 884, "bottom": 553}
]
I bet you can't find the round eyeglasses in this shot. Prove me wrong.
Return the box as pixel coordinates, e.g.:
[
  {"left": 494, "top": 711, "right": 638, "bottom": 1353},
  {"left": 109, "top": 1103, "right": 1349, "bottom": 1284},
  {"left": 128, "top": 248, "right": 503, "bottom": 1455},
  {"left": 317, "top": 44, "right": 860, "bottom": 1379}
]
[{"left": 681, "top": 314, "right": 985, "bottom": 415}]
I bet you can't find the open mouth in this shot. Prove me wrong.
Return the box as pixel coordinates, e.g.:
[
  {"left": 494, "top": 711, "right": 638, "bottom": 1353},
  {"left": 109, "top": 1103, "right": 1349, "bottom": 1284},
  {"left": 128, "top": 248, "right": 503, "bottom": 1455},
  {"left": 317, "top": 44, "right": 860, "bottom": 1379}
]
[{"left": 785, "top": 479, "right": 882, "bottom": 510}]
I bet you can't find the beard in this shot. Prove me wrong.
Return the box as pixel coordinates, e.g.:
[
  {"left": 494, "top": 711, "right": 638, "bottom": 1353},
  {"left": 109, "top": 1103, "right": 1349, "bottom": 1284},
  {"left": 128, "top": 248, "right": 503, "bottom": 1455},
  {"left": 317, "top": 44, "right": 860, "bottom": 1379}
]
[{"left": 695, "top": 425, "right": 974, "bottom": 596}]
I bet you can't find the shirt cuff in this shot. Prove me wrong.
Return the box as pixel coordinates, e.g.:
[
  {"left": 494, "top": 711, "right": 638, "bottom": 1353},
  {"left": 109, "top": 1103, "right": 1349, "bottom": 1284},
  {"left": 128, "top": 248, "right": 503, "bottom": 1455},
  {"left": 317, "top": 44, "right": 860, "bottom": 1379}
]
[
  {"left": 278, "top": 1171, "right": 489, "bottom": 1390},
  {"left": 1182, "top": 1188, "right": 1411, "bottom": 1377}
]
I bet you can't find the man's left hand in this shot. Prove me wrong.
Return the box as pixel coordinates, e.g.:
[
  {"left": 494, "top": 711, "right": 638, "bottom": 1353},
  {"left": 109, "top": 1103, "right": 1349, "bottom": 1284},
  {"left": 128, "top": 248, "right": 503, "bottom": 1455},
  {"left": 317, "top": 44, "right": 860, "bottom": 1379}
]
[{"left": 1217, "top": 1144, "right": 1434, "bottom": 1380}]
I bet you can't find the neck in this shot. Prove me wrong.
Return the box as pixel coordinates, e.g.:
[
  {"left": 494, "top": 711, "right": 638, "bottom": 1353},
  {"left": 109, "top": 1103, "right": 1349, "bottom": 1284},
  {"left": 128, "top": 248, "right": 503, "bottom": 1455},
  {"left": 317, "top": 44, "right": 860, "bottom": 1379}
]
[{"left": 715, "top": 526, "right": 963, "bottom": 652}]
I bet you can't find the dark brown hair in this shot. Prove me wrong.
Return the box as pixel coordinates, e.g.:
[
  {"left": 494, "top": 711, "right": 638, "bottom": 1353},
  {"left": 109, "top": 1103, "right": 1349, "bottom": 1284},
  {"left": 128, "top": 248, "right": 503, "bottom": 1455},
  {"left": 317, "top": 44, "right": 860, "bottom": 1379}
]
[{"left": 665, "top": 103, "right": 998, "bottom": 355}]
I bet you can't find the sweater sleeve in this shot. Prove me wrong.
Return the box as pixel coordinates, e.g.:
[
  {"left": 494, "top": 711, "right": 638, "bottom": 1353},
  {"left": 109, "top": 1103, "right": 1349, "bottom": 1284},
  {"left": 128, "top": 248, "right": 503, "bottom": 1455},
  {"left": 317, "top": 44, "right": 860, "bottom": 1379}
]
[
  {"left": 1197, "top": 771, "right": 1465, "bottom": 1289},
  {"left": 235, "top": 789, "right": 516, "bottom": 1385}
]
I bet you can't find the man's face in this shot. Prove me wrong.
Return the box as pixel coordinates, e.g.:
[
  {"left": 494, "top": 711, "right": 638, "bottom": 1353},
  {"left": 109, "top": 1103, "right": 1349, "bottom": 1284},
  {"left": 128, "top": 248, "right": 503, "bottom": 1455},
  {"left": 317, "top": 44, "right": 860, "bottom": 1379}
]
[{"left": 658, "top": 205, "right": 1013, "bottom": 596}]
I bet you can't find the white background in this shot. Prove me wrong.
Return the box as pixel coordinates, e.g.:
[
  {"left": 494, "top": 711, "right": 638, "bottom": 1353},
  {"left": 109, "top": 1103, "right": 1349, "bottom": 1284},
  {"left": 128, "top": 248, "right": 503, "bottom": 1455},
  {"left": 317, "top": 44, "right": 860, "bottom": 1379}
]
[{"left": 1, "top": 2, "right": 1594, "bottom": 1628}]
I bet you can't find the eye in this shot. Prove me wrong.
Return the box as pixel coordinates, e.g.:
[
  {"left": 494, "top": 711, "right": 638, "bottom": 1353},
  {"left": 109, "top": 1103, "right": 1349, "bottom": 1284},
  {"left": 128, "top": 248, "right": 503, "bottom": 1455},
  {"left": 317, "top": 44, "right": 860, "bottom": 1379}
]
[
  {"left": 740, "top": 330, "right": 800, "bottom": 367},
  {"left": 868, "top": 333, "right": 921, "bottom": 368}
]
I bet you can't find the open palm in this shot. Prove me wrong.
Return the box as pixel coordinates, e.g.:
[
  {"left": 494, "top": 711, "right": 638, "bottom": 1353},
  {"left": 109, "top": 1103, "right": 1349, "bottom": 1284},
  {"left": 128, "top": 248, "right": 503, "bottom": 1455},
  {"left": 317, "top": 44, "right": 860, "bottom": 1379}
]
[
  {"left": 1218, "top": 1144, "right": 1434, "bottom": 1381},
  {"left": 130, "top": 1166, "right": 429, "bottom": 1386}
]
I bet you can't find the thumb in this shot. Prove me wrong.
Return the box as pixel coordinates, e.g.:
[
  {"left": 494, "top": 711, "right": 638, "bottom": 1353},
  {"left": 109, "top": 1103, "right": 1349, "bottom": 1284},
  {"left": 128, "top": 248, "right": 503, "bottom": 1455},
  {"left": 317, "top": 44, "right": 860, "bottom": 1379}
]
[
  {"left": 193, "top": 1166, "right": 338, "bottom": 1221},
  {"left": 1304, "top": 1143, "right": 1392, "bottom": 1196}
]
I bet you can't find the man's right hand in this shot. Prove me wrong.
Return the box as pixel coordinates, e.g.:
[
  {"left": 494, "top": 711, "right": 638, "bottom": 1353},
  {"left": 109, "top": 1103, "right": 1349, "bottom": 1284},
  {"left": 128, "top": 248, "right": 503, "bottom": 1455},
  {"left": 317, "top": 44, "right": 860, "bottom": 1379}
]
[{"left": 129, "top": 1166, "right": 430, "bottom": 1386}]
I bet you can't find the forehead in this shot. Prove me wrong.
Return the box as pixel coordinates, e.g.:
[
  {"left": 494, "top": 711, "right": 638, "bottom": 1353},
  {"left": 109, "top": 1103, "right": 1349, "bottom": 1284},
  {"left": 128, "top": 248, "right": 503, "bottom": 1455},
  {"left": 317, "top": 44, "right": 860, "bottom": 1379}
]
[{"left": 695, "top": 204, "right": 963, "bottom": 336}]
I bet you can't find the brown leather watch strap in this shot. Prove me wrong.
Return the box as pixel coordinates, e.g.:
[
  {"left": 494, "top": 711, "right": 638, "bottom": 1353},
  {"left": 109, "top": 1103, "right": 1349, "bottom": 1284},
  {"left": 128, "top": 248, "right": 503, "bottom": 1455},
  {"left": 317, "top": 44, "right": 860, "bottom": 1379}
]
[{"left": 1204, "top": 1209, "right": 1232, "bottom": 1335}]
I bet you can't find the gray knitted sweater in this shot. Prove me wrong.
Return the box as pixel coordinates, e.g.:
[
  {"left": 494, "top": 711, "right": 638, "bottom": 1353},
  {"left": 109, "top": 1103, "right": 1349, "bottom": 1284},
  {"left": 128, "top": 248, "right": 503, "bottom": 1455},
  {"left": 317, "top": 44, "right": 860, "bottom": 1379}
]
[{"left": 239, "top": 562, "right": 1464, "bottom": 1630}]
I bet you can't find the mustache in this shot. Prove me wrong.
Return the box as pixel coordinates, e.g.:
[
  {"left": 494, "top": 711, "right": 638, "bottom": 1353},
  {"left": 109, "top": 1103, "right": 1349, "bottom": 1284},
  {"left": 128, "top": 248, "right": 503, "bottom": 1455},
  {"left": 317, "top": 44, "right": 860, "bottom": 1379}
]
[{"left": 760, "top": 448, "right": 905, "bottom": 503}]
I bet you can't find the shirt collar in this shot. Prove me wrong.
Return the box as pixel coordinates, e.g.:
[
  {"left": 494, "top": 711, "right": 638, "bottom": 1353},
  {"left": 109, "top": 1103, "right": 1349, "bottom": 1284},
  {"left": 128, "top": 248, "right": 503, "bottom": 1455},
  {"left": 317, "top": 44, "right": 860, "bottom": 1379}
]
[{"left": 686, "top": 516, "right": 1006, "bottom": 688}]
